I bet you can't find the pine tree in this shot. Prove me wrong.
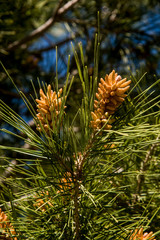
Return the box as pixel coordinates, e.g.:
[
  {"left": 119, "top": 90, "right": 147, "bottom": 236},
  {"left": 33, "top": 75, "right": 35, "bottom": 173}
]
[{"left": 0, "top": 39, "right": 160, "bottom": 239}]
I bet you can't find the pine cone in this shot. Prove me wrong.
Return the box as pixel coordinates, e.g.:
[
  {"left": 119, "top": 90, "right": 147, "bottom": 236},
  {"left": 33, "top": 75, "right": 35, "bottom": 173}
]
[
  {"left": 58, "top": 172, "right": 73, "bottom": 193},
  {"left": 33, "top": 191, "right": 53, "bottom": 212},
  {"left": 0, "top": 208, "right": 17, "bottom": 240},
  {"left": 91, "top": 70, "right": 131, "bottom": 130},
  {"left": 36, "top": 84, "right": 66, "bottom": 133},
  {"left": 130, "top": 228, "right": 156, "bottom": 240}
]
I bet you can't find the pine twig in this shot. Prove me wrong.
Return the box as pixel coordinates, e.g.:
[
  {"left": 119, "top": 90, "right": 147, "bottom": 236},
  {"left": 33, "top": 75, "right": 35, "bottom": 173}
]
[
  {"left": 7, "top": 0, "right": 80, "bottom": 51},
  {"left": 78, "top": 133, "right": 95, "bottom": 178},
  {"left": 30, "top": 34, "right": 79, "bottom": 54},
  {"left": 73, "top": 178, "right": 80, "bottom": 240},
  {"left": 72, "top": 135, "right": 96, "bottom": 239}
]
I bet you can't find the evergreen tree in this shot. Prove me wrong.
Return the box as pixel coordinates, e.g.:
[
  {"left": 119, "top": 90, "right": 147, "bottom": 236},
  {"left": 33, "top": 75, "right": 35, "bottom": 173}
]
[{"left": 0, "top": 38, "right": 160, "bottom": 239}]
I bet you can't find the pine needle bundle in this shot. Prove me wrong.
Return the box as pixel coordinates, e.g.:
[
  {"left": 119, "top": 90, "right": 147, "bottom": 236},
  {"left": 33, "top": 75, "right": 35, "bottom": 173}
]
[{"left": 0, "top": 40, "right": 160, "bottom": 240}]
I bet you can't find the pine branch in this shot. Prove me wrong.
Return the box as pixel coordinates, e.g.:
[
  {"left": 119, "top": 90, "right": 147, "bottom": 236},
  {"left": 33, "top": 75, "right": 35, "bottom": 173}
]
[
  {"left": 60, "top": 17, "right": 92, "bottom": 25},
  {"left": 30, "top": 34, "right": 79, "bottom": 54},
  {"left": 0, "top": 89, "right": 22, "bottom": 98},
  {"left": 73, "top": 179, "right": 80, "bottom": 240},
  {"left": 78, "top": 134, "right": 95, "bottom": 178},
  {"left": 7, "top": 0, "right": 80, "bottom": 51}
]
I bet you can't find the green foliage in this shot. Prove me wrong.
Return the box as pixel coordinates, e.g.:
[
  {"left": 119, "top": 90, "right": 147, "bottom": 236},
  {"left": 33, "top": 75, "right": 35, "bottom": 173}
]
[
  {"left": 1, "top": 0, "right": 160, "bottom": 110},
  {"left": 0, "top": 39, "right": 160, "bottom": 239}
]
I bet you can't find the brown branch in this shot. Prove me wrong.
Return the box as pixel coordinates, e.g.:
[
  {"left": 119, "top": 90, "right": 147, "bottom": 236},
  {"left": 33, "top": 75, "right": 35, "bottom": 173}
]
[
  {"left": 57, "top": 0, "right": 79, "bottom": 15},
  {"left": 78, "top": 133, "right": 96, "bottom": 178},
  {"left": 30, "top": 34, "right": 78, "bottom": 54},
  {"left": 73, "top": 135, "right": 97, "bottom": 239},
  {"left": 73, "top": 178, "right": 80, "bottom": 240},
  {"left": 7, "top": 0, "right": 80, "bottom": 51},
  {"left": 60, "top": 17, "right": 91, "bottom": 25},
  {"left": 0, "top": 88, "right": 22, "bottom": 98}
]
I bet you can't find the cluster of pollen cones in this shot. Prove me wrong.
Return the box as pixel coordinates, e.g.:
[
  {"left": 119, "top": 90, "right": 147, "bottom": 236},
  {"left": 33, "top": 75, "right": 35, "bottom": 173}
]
[
  {"left": 0, "top": 208, "right": 17, "bottom": 240},
  {"left": 36, "top": 84, "right": 66, "bottom": 133},
  {"left": 33, "top": 191, "right": 53, "bottom": 212},
  {"left": 130, "top": 228, "right": 156, "bottom": 240},
  {"left": 58, "top": 172, "right": 73, "bottom": 193},
  {"left": 33, "top": 175, "right": 73, "bottom": 212},
  {"left": 91, "top": 70, "right": 131, "bottom": 130}
]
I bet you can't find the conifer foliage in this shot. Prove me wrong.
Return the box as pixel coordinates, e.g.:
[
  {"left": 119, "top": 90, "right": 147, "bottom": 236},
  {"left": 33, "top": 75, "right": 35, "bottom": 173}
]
[{"left": 0, "top": 41, "right": 160, "bottom": 239}]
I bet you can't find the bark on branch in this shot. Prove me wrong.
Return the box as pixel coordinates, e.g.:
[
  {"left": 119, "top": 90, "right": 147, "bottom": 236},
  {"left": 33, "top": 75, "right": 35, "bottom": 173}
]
[
  {"left": 30, "top": 34, "right": 78, "bottom": 54},
  {"left": 74, "top": 178, "right": 80, "bottom": 240},
  {"left": 7, "top": 0, "right": 80, "bottom": 51}
]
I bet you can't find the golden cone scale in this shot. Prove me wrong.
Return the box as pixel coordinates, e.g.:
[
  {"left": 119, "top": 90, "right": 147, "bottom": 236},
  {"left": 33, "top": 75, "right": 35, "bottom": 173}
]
[
  {"left": 36, "top": 84, "right": 66, "bottom": 133},
  {"left": 91, "top": 70, "right": 131, "bottom": 130},
  {"left": 0, "top": 208, "right": 17, "bottom": 240},
  {"left": 33, "top": 191, "right": 53, "bottom": 212},
  {"left": 58, "top": 172, "right": 73, "bottom": 193},
  {"left": 130, "top": 228, "right": 156, "bottom": 240}
]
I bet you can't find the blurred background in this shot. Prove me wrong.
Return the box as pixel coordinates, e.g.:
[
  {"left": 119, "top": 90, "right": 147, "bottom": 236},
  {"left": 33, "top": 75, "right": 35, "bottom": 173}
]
[{"left": 0, "top": 0, "right": 160, "bottom": 165}]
